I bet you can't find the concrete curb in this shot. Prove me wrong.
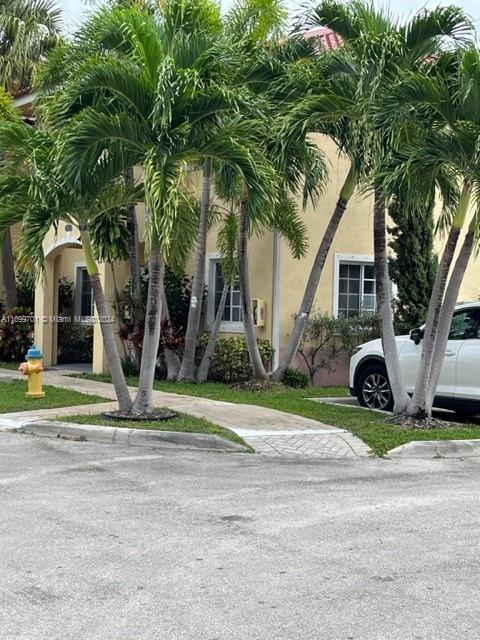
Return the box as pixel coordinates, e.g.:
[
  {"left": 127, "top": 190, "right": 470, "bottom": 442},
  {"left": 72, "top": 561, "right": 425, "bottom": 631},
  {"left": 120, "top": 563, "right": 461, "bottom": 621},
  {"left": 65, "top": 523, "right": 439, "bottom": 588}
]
[
  {"left": 12, "top": 420, "right": 249, "bottom": 453},
  {"left": 388, "top": 439, "right": 480, "bottom": 459}
]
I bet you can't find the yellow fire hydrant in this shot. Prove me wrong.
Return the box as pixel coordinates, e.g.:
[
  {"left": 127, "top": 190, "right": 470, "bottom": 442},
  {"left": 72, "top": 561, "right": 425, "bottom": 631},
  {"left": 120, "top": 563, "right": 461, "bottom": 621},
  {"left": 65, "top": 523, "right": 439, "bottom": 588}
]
[{"left": 18, "top": 345, "right": 45, "bottom": 398}]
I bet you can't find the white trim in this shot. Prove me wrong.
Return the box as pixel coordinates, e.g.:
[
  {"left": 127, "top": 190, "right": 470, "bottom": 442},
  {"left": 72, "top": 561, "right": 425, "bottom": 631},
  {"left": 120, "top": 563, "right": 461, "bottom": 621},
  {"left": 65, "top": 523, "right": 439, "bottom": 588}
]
[
  {"left": 272, "top": 232, "right": 281, "bottom": 369},
  {"left": 74, "top": 262, "right": 95, "bottom": 321},
  {"left": 333, "top": 253, "right": 374, "bottom": 317},
  {"left": 45, "top": 234, "right": 82, "bottom": 258},
  {"left": 205, "top": 252, "right": 245, "bottom": 334}
]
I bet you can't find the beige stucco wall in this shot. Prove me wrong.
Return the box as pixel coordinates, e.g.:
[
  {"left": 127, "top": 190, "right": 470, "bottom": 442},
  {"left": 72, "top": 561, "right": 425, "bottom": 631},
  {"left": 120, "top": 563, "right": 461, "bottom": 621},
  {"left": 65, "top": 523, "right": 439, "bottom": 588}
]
[
  {"left": 278, "top": 134, "right": 375, "bottom": 346},
  {"left": 34, "top": 221, "right": 130, "bottom": 371},
  {"left": 31, "top": 135, "right": 479, "bottom": 374},
  {"left": 432, "top": 207, "right": 480, "bottom": 304}
]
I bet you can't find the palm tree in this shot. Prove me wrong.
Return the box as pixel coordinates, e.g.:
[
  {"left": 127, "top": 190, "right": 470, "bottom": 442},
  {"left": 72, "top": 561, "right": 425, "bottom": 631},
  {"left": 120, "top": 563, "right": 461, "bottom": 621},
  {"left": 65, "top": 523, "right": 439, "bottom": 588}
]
[
  {"left": 178, "top": 0, "right": 290, "bottom": 382},
  {"left": 381, "top": 47, "right": 480, "bottom": 418},
  {"left": 0, "top": 0, "right": 62, "bottom": 310},
  {"left": 48, "top": 2, "right": 277, "bottom": 413},
  {"left": 300, "top": 0, "right": 472, "bottom": 413},
  {"left": 0, "top": 120, "right": 139, "bottom": 412},
  {"left": 0, "top": 0, "right": 62, "bottom": 93}
]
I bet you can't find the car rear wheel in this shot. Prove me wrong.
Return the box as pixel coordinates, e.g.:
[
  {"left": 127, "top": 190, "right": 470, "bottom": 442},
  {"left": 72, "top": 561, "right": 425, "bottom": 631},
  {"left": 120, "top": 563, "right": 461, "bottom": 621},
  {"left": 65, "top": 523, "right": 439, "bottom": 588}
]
[{"left": 357, "top": 364, "right": 393, "bottom": 411}]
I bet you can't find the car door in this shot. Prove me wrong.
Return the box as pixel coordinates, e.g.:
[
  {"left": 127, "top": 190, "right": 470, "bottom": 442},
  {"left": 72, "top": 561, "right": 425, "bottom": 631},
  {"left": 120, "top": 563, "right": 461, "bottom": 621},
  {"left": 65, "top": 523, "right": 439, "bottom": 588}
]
[
  {"left": 399, "top": 310, "right": 468, "bottom": 397},
  {"left": 455, "top": 308, "right": 480, "bottom": 403},
  {"left": 399, "top": 337, "right": 422, "bottom": 394}
]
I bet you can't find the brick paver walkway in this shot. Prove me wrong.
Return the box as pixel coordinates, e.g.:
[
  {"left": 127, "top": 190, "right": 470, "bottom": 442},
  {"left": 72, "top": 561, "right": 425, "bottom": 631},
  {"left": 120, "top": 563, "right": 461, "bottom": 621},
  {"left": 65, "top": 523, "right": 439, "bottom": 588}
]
[{"left": 1, "top": 368, "right": 372, "bottom": 459}]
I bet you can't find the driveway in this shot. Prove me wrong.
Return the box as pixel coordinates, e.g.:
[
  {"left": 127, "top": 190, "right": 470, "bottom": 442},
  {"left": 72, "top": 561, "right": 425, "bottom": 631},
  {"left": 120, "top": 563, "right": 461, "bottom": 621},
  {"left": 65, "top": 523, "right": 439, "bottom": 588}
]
[{"left": 1, "top": 433, "right": 480, "bottom": 639}]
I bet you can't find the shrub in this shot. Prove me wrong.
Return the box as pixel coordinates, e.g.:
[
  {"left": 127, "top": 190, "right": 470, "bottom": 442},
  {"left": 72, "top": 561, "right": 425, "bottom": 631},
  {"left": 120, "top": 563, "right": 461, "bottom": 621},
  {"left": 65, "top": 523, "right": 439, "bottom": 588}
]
[
  {"left": 121, "top": 354, "right": 139, "bottom": 377},
  {"left": 57, "top": 323, "right": 93, "bottom": 364},
  {"left": 282, "top": 367, "right": 310, "bottom": 388},
  {"left": 16, "top": 272, "right": 35, "bottom": 309},
  {"left": 0, "top": 306, "right": 34, "bottom": 361},
  {"left": 298, "top": 312, "right": 381, "bottom": 384},
  {"left": 197, "top": 335, "right": 274, "bottom": 383},
  {"left": 115, "top": 266, "right": 201, "bottom": 357}
]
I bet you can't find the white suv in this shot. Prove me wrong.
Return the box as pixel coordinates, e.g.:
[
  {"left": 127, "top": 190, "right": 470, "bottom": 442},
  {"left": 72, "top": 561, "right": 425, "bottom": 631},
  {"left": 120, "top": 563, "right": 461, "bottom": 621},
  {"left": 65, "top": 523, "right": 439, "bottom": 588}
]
[{"left": 349, "top": 302, "right": 480, "bottom": 414}]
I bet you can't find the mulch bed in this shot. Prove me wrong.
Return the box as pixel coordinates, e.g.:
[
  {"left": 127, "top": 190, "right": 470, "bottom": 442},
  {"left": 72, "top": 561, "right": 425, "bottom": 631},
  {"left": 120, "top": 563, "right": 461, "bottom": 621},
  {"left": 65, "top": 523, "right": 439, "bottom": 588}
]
[
  {"left": 101, "top": 409, "right": 178, "bottom": 422},
  {"left": 385, "top": 414, "right": 458, "bottom": 431}
]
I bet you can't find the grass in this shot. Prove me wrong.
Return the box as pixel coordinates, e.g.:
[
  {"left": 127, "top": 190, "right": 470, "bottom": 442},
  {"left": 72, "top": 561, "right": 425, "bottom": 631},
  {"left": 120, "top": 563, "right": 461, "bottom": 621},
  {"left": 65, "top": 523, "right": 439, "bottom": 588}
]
[
  {"left": 60, "top": 410, "right": 250, "bottom": 449},
  {"left": 0, "top": 361, "right": 23, "bottom": 371},
  {"left": 70, "top": 373, "right": 480, "bottom": 456},
  {"left": 0, "top": 380, "right": 107, "bottom": 413}
]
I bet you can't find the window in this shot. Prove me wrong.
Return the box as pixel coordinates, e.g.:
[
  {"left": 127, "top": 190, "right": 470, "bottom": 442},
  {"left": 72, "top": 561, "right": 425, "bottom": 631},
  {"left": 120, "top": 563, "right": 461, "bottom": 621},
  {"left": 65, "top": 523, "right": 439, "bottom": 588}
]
[
  {"left": 214, "top": 262, "right": 243, "bottom": 323},
  {"left": 338, "top": 262, "right": 376, "bottom": 318},
  {"left": 448, "top": 308, "right": 480, "bottom": 341},
  {"left": 76, "top": 266, "right": 94, "bottom": 319}
]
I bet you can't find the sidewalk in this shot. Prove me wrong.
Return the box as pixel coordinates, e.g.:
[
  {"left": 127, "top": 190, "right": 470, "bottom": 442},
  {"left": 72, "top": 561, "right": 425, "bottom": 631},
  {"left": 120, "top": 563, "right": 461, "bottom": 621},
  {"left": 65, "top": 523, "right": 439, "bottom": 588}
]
[{"left": 1, "top": 368, "right": 372, "bottom": 458}]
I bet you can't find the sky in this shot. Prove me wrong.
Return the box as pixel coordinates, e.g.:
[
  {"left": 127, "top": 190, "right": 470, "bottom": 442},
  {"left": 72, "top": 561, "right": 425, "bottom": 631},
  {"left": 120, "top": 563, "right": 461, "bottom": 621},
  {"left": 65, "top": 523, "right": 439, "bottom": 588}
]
[{"left": 59, "top": 0, "right": 480, "bottom": 33}]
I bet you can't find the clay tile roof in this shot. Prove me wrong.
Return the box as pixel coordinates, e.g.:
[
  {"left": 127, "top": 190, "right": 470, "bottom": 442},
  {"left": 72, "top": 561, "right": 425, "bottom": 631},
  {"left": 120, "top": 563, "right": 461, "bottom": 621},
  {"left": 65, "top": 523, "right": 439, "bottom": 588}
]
[{"left": 302, "top": 26, "right": 343, "bottom": 51}]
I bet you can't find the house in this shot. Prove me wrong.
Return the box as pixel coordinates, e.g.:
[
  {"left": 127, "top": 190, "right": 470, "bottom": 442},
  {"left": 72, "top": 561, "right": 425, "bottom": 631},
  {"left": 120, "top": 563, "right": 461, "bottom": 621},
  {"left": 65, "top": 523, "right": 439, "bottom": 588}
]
[{"left": 9, "top": 29, "right": 480, "bottom": 380}]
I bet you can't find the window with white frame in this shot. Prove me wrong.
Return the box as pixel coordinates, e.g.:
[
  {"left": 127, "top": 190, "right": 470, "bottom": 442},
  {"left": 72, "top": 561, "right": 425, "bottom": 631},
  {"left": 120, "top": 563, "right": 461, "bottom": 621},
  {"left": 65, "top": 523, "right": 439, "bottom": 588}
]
[
  {"left": 337, "top": 262, "right": 376, "bottom": 318},
  {"left": 75, "top": 266, "right": 95, "bottom": 319},
  {"left": 213, "top": 261, "right": 243, "bottom": 323}
]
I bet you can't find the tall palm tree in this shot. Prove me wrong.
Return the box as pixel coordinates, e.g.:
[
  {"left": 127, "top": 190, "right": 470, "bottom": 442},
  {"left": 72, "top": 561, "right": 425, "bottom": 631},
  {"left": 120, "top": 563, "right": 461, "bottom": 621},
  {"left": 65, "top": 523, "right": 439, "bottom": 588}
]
[
  {"left": 0, "top": 0, "right": 62, "bottom": 310},
  {"left": 215, "top": 2, "right": 328, "bottom": 381},
  {"left": 0, "top": 120, "right": 139, "bottom": 412},
  {"left": 380, "top": 47, "right": 480, "bottom": 418},
  {"left": 178, "top": 0, "right": 290, "bottom": 382},
  {"left": 299, "top": 0, "right": 472, "bottom": 413},
  {"left": 49, "top": 2, "right": 277, "bottom": 413}
]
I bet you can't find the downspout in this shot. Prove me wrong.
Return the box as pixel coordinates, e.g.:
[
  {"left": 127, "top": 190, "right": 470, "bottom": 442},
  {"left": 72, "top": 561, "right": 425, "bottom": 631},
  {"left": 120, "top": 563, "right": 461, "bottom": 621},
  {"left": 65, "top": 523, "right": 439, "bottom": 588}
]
[{"left": 272, "top": 231, "right": 281, "bottom": 370}]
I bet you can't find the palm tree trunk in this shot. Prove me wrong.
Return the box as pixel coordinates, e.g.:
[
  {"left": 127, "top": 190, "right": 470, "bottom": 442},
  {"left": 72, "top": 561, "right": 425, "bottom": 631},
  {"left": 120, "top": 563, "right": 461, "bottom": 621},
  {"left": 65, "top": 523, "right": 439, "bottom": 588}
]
[
  {"left": 373, "top": 190, "right": 409, "bottom": 414},
  {"left": 197, "top": 283, "right": 228, "bottom": 383},
  {"left": 131, "top": 239, "right": 165, "bottom": 415},
  {"left": 407, "top": 185, "right": 470, "bottom": 418},
  {"left": 178, "top": 157, "right": 212, "bottom": 381},
  {"left": 162, "top": 289, "right": 181, "bottom": 380},
  {"left": 80, "top": 228, "right": 132, "bottom": 413},
  {"left": 272, "top": 165, "right": 357, "bottom": 381},
  {"left": 425, "top": 221, "right": 476, "bottom": 412},
  {"left": 124, "top": 167, "right": 143, "bottom": 365},
  {"left": 238, "top": 199, "right": 267, "bottom": 381},
  {"left": 1, "top": 228, "right": 17, "bottom": 309}
]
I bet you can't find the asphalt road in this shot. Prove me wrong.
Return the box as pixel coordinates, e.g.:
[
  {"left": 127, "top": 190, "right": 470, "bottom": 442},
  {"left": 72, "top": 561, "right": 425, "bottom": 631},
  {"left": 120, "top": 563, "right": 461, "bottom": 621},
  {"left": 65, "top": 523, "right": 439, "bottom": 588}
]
[{"left": 1, "top": 433, "right": 480, "bottom": 640}]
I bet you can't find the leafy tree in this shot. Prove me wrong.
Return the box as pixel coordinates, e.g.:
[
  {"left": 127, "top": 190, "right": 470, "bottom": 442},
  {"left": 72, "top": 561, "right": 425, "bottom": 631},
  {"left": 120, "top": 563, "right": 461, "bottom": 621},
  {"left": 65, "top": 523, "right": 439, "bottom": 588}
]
[{"left": 388, "top": 196, "right": 437, "bottom": 332}]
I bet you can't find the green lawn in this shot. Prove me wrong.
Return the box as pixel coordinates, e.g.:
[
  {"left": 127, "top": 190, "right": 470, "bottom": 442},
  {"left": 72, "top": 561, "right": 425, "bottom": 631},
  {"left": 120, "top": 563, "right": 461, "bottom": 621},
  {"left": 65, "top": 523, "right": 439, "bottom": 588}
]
[
  {"left": 61, "top": 411, "right": 250, "bottom": 449},
  {"left": 0, "top": 380, "right": 107, "bottom": 413},
  {"left": 70, "top": 373, "right": 480, "bottom": 456}
]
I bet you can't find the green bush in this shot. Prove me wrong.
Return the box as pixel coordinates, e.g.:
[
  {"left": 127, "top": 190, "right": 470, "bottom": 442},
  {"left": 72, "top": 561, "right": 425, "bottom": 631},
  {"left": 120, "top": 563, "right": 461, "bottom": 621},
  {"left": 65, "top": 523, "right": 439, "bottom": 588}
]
[
  {"left": 298, "top": 312, "right": 381, "bottom": 384},
  {"left": 282, "top": 367, "right": 310, "bottom": 388},
  {"left": 197, "top": 335, "right": 274, "bottom": 383},
  {"left": 121, "top": 354, "right": 139, "bottom": 377},
  {"left": 0, "top": 306, "right": 34, "bottom": 361},
  {"left": 57, "top": 323, "right": 93, "bottom": 364}
]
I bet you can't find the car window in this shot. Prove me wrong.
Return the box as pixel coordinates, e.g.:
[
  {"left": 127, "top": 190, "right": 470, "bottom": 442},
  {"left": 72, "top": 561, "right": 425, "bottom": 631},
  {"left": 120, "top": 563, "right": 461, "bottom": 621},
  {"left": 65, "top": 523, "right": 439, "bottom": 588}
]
[{"left": 448, "top": 309, "right": 480, "bottom": 340}]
